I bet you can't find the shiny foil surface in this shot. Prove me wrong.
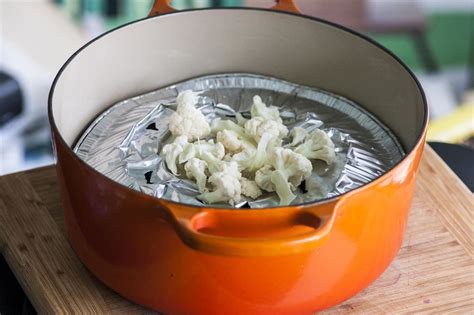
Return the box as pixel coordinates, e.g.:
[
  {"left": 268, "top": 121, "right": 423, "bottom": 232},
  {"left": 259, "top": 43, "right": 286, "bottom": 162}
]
[{"left": 74, "top": 73, "right": 405, "bottom": 208}]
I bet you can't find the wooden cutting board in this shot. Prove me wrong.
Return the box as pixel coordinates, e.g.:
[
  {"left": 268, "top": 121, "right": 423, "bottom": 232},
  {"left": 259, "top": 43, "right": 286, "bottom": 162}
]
[{"left": 0, "top": 146, "right": 472, "bottom": 314}]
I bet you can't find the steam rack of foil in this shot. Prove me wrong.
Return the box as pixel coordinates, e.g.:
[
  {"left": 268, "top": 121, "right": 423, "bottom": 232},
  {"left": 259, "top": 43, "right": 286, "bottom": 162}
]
[{"left": 74, "top": 73, "right": 405, "bottom": 208}]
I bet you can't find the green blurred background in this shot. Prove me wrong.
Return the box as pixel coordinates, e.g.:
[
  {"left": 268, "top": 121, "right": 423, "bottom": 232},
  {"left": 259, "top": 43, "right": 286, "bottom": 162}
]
[{"left": 373, "top": 13, "right": 472, "bottom": 70}]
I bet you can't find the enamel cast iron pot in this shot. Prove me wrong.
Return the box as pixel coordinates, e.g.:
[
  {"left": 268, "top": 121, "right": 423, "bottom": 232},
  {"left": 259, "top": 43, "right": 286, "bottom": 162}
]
[{"left": 49, "top": 0, "right": 428, "bottom": 314}]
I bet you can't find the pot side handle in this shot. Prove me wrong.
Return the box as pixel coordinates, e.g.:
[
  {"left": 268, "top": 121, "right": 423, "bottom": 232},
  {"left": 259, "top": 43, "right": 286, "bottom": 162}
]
[
  {"left": 148, "top": 0, "right": 302, "bottom": 17},
  {"left": 159, "top": 198, "right": 341, "bottom": 257}
]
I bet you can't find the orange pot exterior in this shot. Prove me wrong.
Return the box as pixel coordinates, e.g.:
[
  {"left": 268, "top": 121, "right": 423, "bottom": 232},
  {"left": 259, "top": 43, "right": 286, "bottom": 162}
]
[{"left": 52, "top": 126, "right": 426, "bottom": 314}]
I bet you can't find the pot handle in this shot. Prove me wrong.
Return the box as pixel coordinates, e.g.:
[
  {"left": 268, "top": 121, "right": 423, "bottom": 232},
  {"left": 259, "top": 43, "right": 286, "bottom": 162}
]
[
  {"left": 149, "top": 0, "right": 302, "bottom": 17},
  {"left": 159, "top": 198, "right": 341, "bottom": 256}
]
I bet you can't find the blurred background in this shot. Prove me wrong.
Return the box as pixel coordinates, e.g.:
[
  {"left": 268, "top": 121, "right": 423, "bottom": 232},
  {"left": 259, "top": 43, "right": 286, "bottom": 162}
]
[{"left": 0, "top": 0, "right": 473, "bottom": 176}]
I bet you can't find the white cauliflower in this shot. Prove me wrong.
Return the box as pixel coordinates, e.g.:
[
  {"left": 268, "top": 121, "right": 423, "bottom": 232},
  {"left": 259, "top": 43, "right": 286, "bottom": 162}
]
[
  {"left": 240, "top": 132, "right": 281, "bottom": 172},
  {"left": 163, "top": 92, "right": 337, "bottom": 207},
  {"left": 289, "top": 127, "right": 308, "bottom": 146},
  {"left": 211, "top": 118, "right": 247, "bottom": 136},
  {"left": 179, "top": 139, "right": 225, "bottom": 164},
  {"left": 250, "top": 95, "right": 282, "bottom": 123},
  {"left": 255, "top": 165, "right": 275, "bottom": 192},
  {"left": 238, "top": 115, "right": 288, "bottom": 172},
  {"left": 294, "top": 129, "right": 336, "bottom": 164},
  {"left": 198, "top": 173, "right": 241, "bottom": 205},
  {"left": 178, "top": 142, "right": 196, "bottom": 164},
  {"left": 217, "top": 130, "right": 241, "bottom": 152},
  {"left": 198, "top": 161, "right": 242, "bottom": 205},
  {"left": 240, "top": 177, "right": 262, "bottom": 199},
  {"left": 160, "top": 135, "right": 189, "bottom": 175},
  {"left": 217, "top": 129, "right": 257, "bottom": 154},
  {"left": 194, "top": 139, "right": 225, "bottom": 159},
  {"left": 200, "top": 150, "right": 228, "bottom": 174},
  {"left": 184, "top": 158, "right": 208, "bottom": 193},
  {"left": 219, "top": 161, "right": 241, "bottom": 178},
  {"left": 230, "top": 146, "right": 257, "bottom": 170},
  {"left": 244, "top": 116, "right": 288, "bottom": 142},
  {"left": 169, "top": 90, "right": 210, "bottom": 141},
  {"left": 269, "top": 148, "right": 313, "bottom": 205}
]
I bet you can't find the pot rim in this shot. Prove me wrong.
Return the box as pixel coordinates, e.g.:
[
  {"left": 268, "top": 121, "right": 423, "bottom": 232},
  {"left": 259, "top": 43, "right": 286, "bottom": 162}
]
[{"left": 48, "top": 7, "right": 429, "bottom": 211}]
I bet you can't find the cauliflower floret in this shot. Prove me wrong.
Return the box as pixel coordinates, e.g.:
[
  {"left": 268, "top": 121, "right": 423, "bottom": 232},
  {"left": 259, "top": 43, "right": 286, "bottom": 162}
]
[
  {"left": 217, "top": 129, "right": 257, "bottom": 154},
  {"left": 238, "top": 116, "right": 288, "bottom": 172},
  {"left": 176, "top": 89, "right": 199, "bottom": 106},
  {"left": 217, "top": 130, "right": 242, "bottom": 152},
  {"left": 211, "top": 118, "right": 247, "bottom": 136},
  {"left": 271, "top": 148, "right": 312, "bottom": 188},
  {"left": 220, "top": 161, "right": 241, "bottom": 178},
  {"left": 242, "top": 132, "right": 281, "bottom": 172},
  {"left": 250, "top": 95, "right": 282, "bottom": 123},
  {"left": 195, "top": 139, "right": 225, "bottom": 159},
  {"left": 289, "top": 127, "right": 308, "bottom": 146},
  {"left": 230, "top": 146, "right": 256, "bottom": 170},
  {"left": 239, "top": 177, "right": 262, "bottom": 199},
  {"left": 178, "top": 142, "right": 196, "bottom": 164},
  {"left": 254, "top": 165, "right": 275, "bottom": 192},
  {"left": 239, "top": 178, "right": 262, "bottom": 199},
  {"left": 169, "top": 90, "right": 210, "bottom": 141},
  {"left": 198, "top": 161, "right": 242, "bottom": 205},
  {"left": 160, "top": 135, "right": 188, "bottom": 175},
  {"left": 198, "top": 173, "right": 241, "bottom": 205},
  {"left": 269, "top": 148, "right": 313, "bottom": 205},
  {"left": 244, "top": 116, "right": 288, "bottom": 142},
  {"left": 200, "top": 150, "right": 228, "bottom": 174},
  {"left": 184, "top": 158, "right": 208, "bottom": 193},
  {"left": 294, "top": 129, "right": 336, "bottom": 164},
  {"left": 179, "top": 139, "right": 225, "bottom": 164}
]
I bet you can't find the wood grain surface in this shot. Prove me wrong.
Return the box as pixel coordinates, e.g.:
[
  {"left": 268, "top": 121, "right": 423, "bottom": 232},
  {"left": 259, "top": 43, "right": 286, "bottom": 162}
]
[{"left": 0, "top": 146, "right": 472, "bottom": 314}]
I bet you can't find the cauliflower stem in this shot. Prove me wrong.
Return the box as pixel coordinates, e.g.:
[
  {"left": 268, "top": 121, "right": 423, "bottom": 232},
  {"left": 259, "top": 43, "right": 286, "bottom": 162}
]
[
  {"left": 271, "top": 170, "right": 296, "bottom": 206},
  {"left": 269, "top": 148, "right": 313, "bottom": 205},
  {"left": 184, "top": 158, "right": 208, "bottom": 193}
]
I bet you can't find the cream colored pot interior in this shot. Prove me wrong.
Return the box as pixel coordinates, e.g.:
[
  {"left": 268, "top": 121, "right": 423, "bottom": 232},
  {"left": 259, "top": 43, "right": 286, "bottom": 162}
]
[{"left": 51, "top": 9, "right": 425, "bottom": 151}]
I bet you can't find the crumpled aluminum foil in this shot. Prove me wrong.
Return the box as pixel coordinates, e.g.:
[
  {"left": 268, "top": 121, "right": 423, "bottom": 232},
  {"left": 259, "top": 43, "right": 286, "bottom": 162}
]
[{"left": 74, "top": 73, "right": 405, "bottom": 208}]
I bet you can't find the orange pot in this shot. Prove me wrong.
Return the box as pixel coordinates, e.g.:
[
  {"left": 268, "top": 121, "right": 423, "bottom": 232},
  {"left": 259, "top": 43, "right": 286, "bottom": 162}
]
[{"left": 49, "top": 1, "right": 428, "bottom": 314}]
